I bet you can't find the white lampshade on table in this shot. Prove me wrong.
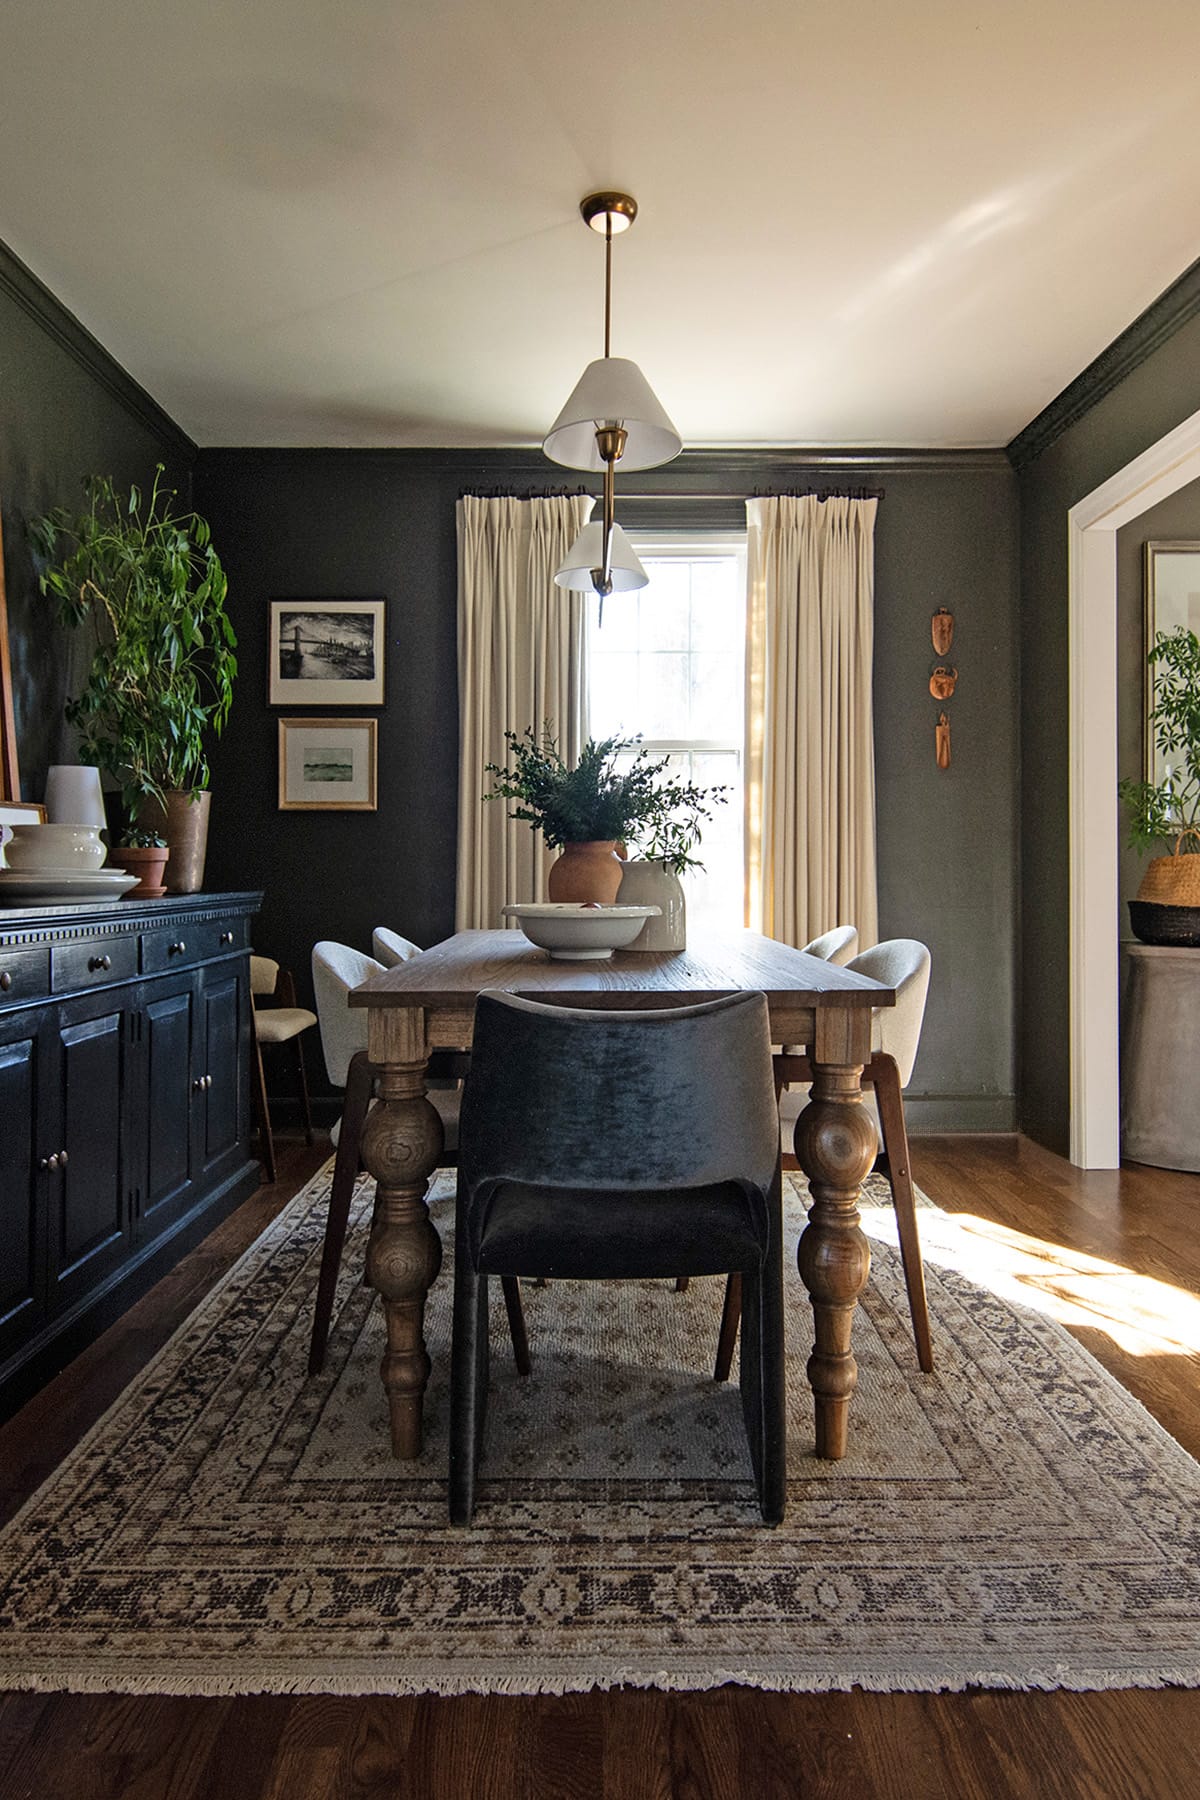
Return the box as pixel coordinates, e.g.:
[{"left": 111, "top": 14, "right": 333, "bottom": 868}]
[{"left": 44, "top": 764, "right": 108, "bottom": 830}]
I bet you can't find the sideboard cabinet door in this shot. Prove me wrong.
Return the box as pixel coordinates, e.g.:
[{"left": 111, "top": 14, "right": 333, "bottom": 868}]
[
  {"left": 0, "top": 1008, "right": 48, "bottom": 1363},
  {"left": 46, "top": 992, "right": 132, "bottom": 1317}
]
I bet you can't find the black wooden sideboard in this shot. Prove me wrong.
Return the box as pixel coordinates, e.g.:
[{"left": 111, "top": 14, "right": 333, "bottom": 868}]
[{"left": 0, "top": 891, "right": 263, "bottom": 1414}]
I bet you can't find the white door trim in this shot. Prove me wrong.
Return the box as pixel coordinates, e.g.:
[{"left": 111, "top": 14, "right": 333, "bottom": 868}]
[{"left": 1068, "top": 405, "right": 1200, "bottom": 1166}]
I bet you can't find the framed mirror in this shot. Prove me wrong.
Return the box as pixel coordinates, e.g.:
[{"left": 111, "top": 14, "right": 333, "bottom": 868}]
[{"left": 1143, "top": 541, "right": 1200, "bottom": 784}]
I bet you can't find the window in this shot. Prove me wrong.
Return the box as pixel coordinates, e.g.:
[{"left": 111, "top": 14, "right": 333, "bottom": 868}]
[{"left": 587, "top": 534, "right": 747, "bottom": 930}]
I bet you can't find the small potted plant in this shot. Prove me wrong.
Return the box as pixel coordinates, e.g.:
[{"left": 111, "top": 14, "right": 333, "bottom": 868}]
[
  {"left": 112, "top": 826, "right": 170, "bottom": 898},
  {"left": 1119, "top": 625, "right": 1200, "bottom": 943},
  {"left": 31, "top": 465, "right": 237, "bottom": 892},
  {"left": 485, "top": 726, "right": 726, "bottom": 914}
]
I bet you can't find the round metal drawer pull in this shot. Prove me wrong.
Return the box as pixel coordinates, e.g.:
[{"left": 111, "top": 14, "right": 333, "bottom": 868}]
[
  {"left": 39, "top": 1153, "right": 60, "bottom": 1173},
  {"left": 169, "top": 940, "right": 186, "bottom": 955},
  {"left": 58, "top": 1149, "right": 68, "bottom": 1167},
  {"left": 219, "top": 931, "right": 234, "bottom": 946},
  {"left": 0, "top": 970, "right": 11, "bottom": 992},
  {"left": 88, "top": 954, "right": 112, "bottom": 973},
  {"left": 192, "top": 1076, "right": 205, "bottom": 1092},
  {"left": 203, "top": 1073, "right": 213, "bottom": 1090}
]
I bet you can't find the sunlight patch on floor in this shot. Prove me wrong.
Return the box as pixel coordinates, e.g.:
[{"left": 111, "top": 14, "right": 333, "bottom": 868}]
[{"left": 873, "top": 1203, "right": 1200, "bottom": 1358}]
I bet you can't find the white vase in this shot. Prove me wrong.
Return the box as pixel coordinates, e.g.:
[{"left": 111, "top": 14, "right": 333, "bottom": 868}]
[{"left": 616, "top": 859, "right": 686, "bottom": 950}]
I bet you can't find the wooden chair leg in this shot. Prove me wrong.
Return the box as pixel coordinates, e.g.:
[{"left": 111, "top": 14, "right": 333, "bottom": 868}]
[
  {"left": 872, "top": 1053, "right": 934, "bottom": 1373},
  {"left": 308, "top": 1051, "right": 374, "bottom": 1375},
  {"left": 295, "top": 1033, "right": 314, "bottom": 1145},
  {"left": 675, "top": 1277, "right": 690, "bottom": 1293},
  {"left": 501, "top": 1276, "right": 531, "bottom": 1376},
  {"left": 714, "top": 1272, "right": 742, "bottom": 1382},
  {"left": 250, "top": 1029, "right": 276, "bottom": 1185}
]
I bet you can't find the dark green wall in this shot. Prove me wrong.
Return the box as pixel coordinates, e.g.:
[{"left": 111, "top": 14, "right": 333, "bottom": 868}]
[
  {"left": 1015, "top": 309, "right": 1200, "bottom": 1152},
  {"left": 0, "top": 247, "right": 193, "bottom": 800},
  {"left": 195, "top": 447, "right": 1020, "bottom": 1126}
]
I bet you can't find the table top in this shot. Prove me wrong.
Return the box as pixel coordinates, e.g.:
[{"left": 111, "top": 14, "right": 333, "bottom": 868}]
[{"left": 350, "top": 927, "right": 894, "bottom": 1011}]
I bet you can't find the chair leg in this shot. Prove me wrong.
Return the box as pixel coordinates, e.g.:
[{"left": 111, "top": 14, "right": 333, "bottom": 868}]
[
  {"left": 501, "top": 1276, "right": 531, "bottom": 1376},
  {"left": 308, "top": 1052, "right": 374, "bottom": 1375},
  {"left": 449, "top": 1262, "right": 490, "bottom": 1525},
  {"left": 714, "top": 1272, "right": 742, "bottom": 1382},
  {"left": 675, "top": 1276, "right": 690, "bottom": 1293},
  {"left": 872, "top": 1054, "right": 934, "bottom": 1374},
  {"left": 250, "top": 1030, "right": 276, "bottom": 1185},
  {"left": 294, "top": 1033, "right": 314, "bottom": 1145}
]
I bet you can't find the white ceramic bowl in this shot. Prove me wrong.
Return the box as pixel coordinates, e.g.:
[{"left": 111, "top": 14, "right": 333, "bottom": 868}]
[
  {"left": 502, "top": 902, "right": 661, "bottom": 960},
  {"left": 2, "top": 823, "right": 107, "bottom": 873}
]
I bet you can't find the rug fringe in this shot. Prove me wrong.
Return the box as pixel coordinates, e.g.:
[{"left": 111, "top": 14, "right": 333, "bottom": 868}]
[{"left": 2, "top": 1664, "right": 1198, "bottom": 1698}]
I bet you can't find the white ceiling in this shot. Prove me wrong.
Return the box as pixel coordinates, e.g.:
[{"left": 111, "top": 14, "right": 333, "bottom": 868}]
[{"left": 1, "top": 0, "right": 1199, "bottom": 451}]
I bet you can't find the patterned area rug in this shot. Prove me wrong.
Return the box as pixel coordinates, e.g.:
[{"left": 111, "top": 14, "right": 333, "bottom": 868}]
[{"left": 0, "top": 1160, "right": 1198, "bottom": 1697}]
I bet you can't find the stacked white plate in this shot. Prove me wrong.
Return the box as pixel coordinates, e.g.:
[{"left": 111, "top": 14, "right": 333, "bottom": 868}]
[{"left": 0, "top": 868, "right": 139, "bottom": 904}]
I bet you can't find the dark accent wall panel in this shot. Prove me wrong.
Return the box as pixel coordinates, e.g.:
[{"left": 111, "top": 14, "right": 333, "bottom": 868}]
[
  {"left": 0, "top": 242, "right": 195, "bottom": 800},
  {"left": 196, "top": 446, "right": 1019, "bottom": 1128}
]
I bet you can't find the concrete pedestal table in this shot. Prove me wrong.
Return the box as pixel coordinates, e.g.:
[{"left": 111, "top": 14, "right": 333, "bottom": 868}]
[{"left": 1121, "top": 943, "right": 1200, "bottom": 1170}]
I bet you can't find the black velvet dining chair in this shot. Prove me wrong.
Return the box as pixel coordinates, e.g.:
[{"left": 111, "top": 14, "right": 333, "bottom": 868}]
[{"left": 449, "top": 988, "right": 786, "bottom": 1526}]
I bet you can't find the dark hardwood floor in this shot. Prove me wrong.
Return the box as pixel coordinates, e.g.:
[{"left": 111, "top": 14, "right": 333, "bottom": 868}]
[{"left": 1, "top": 1133, "right": 1198, "bottom": 1799}]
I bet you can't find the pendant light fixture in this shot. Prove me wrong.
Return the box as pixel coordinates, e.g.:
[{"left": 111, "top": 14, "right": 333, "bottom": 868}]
[{"left": 544, "top": 192, "right": 682, "bottom": 614}]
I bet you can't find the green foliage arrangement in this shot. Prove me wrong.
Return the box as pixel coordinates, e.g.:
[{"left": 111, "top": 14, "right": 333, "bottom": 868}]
[
  {"left": 484, "top": 726, "right": 727, "bottom": 874},
  {"left": 31, "top": 466, "right": 237, "bottom": 838},
  {"left": 1119, "top": 627, "right": 1200, "bottom": 855}
]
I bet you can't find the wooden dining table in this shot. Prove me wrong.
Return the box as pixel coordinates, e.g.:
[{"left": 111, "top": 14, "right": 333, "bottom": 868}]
[{"left": 349, "top": 927, "right": 894, "bottom": 1464}]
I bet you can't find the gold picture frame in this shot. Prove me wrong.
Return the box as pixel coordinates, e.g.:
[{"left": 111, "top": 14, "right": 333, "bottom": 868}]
[
  {"left": 278, "top": 717, "right": 378, "bottom": 811},
  {"left": 1143, "top": 541, "right": 1200, "bottom": 784}
]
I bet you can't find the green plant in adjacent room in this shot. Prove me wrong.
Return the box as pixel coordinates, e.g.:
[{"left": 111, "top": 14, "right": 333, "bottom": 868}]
[
  {"left": 30, "top": 465, "right": 237, "bottom": 840},
  {"left": 484, "top": 725, "right": 727, "bottom": 873},
  {"left": 1118, "top": 626, "right": 1200, "bottom": 856}
]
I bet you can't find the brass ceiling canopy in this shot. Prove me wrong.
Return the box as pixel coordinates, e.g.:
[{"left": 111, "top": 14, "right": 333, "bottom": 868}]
[{"left": 580, "top": 191, "right": 638, "bottom": 235}]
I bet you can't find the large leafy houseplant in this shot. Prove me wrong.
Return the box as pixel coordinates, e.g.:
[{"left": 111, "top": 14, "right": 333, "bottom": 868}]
[
  {"left": 1119, "top": 626, "right": 1200, "bottom": 939},
  {"left": 1118, "top": 626, "right": 1200, "bottom": 858},
  {"left": 484, "top": 726, "right": 726, "bottom": 874},
  {"left": 31, "top": 466, "right": 237, "bottom": 839}
]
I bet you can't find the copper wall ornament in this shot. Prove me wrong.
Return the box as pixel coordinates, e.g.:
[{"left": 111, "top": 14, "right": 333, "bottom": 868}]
[
  {"left": 932, "top": 608, "right": 955, "bottom": 655},
  {"left": 935, "top": 712, "right": 951, "bottom": 769},
  {"left": 929, "top": 665, "right": 957, "bottom": 701}
]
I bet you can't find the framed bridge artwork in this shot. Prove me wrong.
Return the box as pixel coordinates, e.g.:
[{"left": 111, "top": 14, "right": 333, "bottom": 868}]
[{"left": 268, "top": 598, "right": 386, "bottom": 707}]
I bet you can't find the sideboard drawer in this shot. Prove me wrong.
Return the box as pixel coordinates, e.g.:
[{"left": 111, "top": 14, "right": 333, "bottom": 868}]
[
  {"left": 51, "top": 935, "right": 139, "bottom": 992},
  {"left": 141, "top": 917, "right": 246, "bottom": 974},
  {"left": 0, "top": 946, "right": 50, "bottom": 1006}
]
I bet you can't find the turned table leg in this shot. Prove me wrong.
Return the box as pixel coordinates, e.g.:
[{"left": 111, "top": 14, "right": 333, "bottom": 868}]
[
  {"left": 793, "top": 1009, "right": 877, "bottom": 1460},
  {"left": 361, "top": 1010, "right": 444, "bottom": 1458}
]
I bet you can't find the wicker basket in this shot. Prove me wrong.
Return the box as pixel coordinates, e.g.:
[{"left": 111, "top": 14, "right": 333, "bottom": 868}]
[
  {"left": 1135, "top": 832, "right": 1200, "bottom": 906},
  {"left": 1129, "top": 900, "right": 1200, "bottom": 946}
]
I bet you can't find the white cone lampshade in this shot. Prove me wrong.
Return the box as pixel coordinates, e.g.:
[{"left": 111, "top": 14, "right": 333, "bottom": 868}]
[
  {"left": 43, "top": 764, "right": 108, "bottom": 829},
  {"left": 553, "top": 521, "right": 648, "bottom": 592},
  {"left": 543, "top": 358, "right": 682, "bottom": 472}
]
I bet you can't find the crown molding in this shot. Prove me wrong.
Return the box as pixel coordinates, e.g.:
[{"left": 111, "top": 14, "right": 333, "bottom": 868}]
[
  {"left": 1007, "top": 256, "right": 1200, "bottom": 471},
  {"left": 197, "top": 444, "right": 1012, "bottom": 476},
  {"left": 0, "top": 239, "right": 196, "bottom": 464}
]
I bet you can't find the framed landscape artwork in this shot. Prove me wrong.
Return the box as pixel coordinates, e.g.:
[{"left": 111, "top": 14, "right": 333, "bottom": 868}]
[
  {"left": 278, "top": 718, "right": 377, "bottom": 812},
  {"left": 1143, "top": 542, "right": 1200, "bottom": 782},
  {"left": 269, "top": 599, "right": 385, "bottom": 707}
]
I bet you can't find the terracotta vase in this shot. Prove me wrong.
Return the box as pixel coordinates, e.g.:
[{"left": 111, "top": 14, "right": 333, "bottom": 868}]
[
  {"left": 111, "top": 845, "right": 170, "bottom": 898},
  {"left": 140, "top": 789, "right": 212, "bottom": 893},
  {"left": 547, "top": 840, "right": 624, "bottom": 904}
]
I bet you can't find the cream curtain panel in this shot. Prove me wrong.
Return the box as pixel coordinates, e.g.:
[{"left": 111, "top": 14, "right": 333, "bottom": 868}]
[
  {"left": 455, "top": 493, "right": 594, "bottom": 930},
  {"left": 744, "top": 494, "right": 879, "bottom": 950}
]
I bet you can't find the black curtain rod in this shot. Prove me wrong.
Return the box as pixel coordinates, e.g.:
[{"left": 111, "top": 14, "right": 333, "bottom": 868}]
[{"left": 459, "top": 484, "right": 885, "bottom": 502}]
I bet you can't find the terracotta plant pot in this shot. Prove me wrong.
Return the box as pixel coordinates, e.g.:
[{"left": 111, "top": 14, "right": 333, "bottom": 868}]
[
  {"left": 111, "top": 845, "right": 170, "bottom": 898},
  {"left": 547, "top": 840, "right": 624, "bottom": 904},
  {"left": 140, "top": 789, "right": 212, "bottom": 893}
]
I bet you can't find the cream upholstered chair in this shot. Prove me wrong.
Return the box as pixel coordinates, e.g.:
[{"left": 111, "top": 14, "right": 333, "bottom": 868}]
[
  {"left": 250, "top": 954, "right": 316, "bottom": 1184},
  {"left": 371, "top": 926, "right": 420, "bottom": 967},
  {"left": 801, "top": 924, "right": 859, "bottom": 966},
  {"left": 759, "top": 937, "right": 934, "bottom": 1376},
  {"left": 308, "top": 941, "right": 524, "bottom": 1377}
]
